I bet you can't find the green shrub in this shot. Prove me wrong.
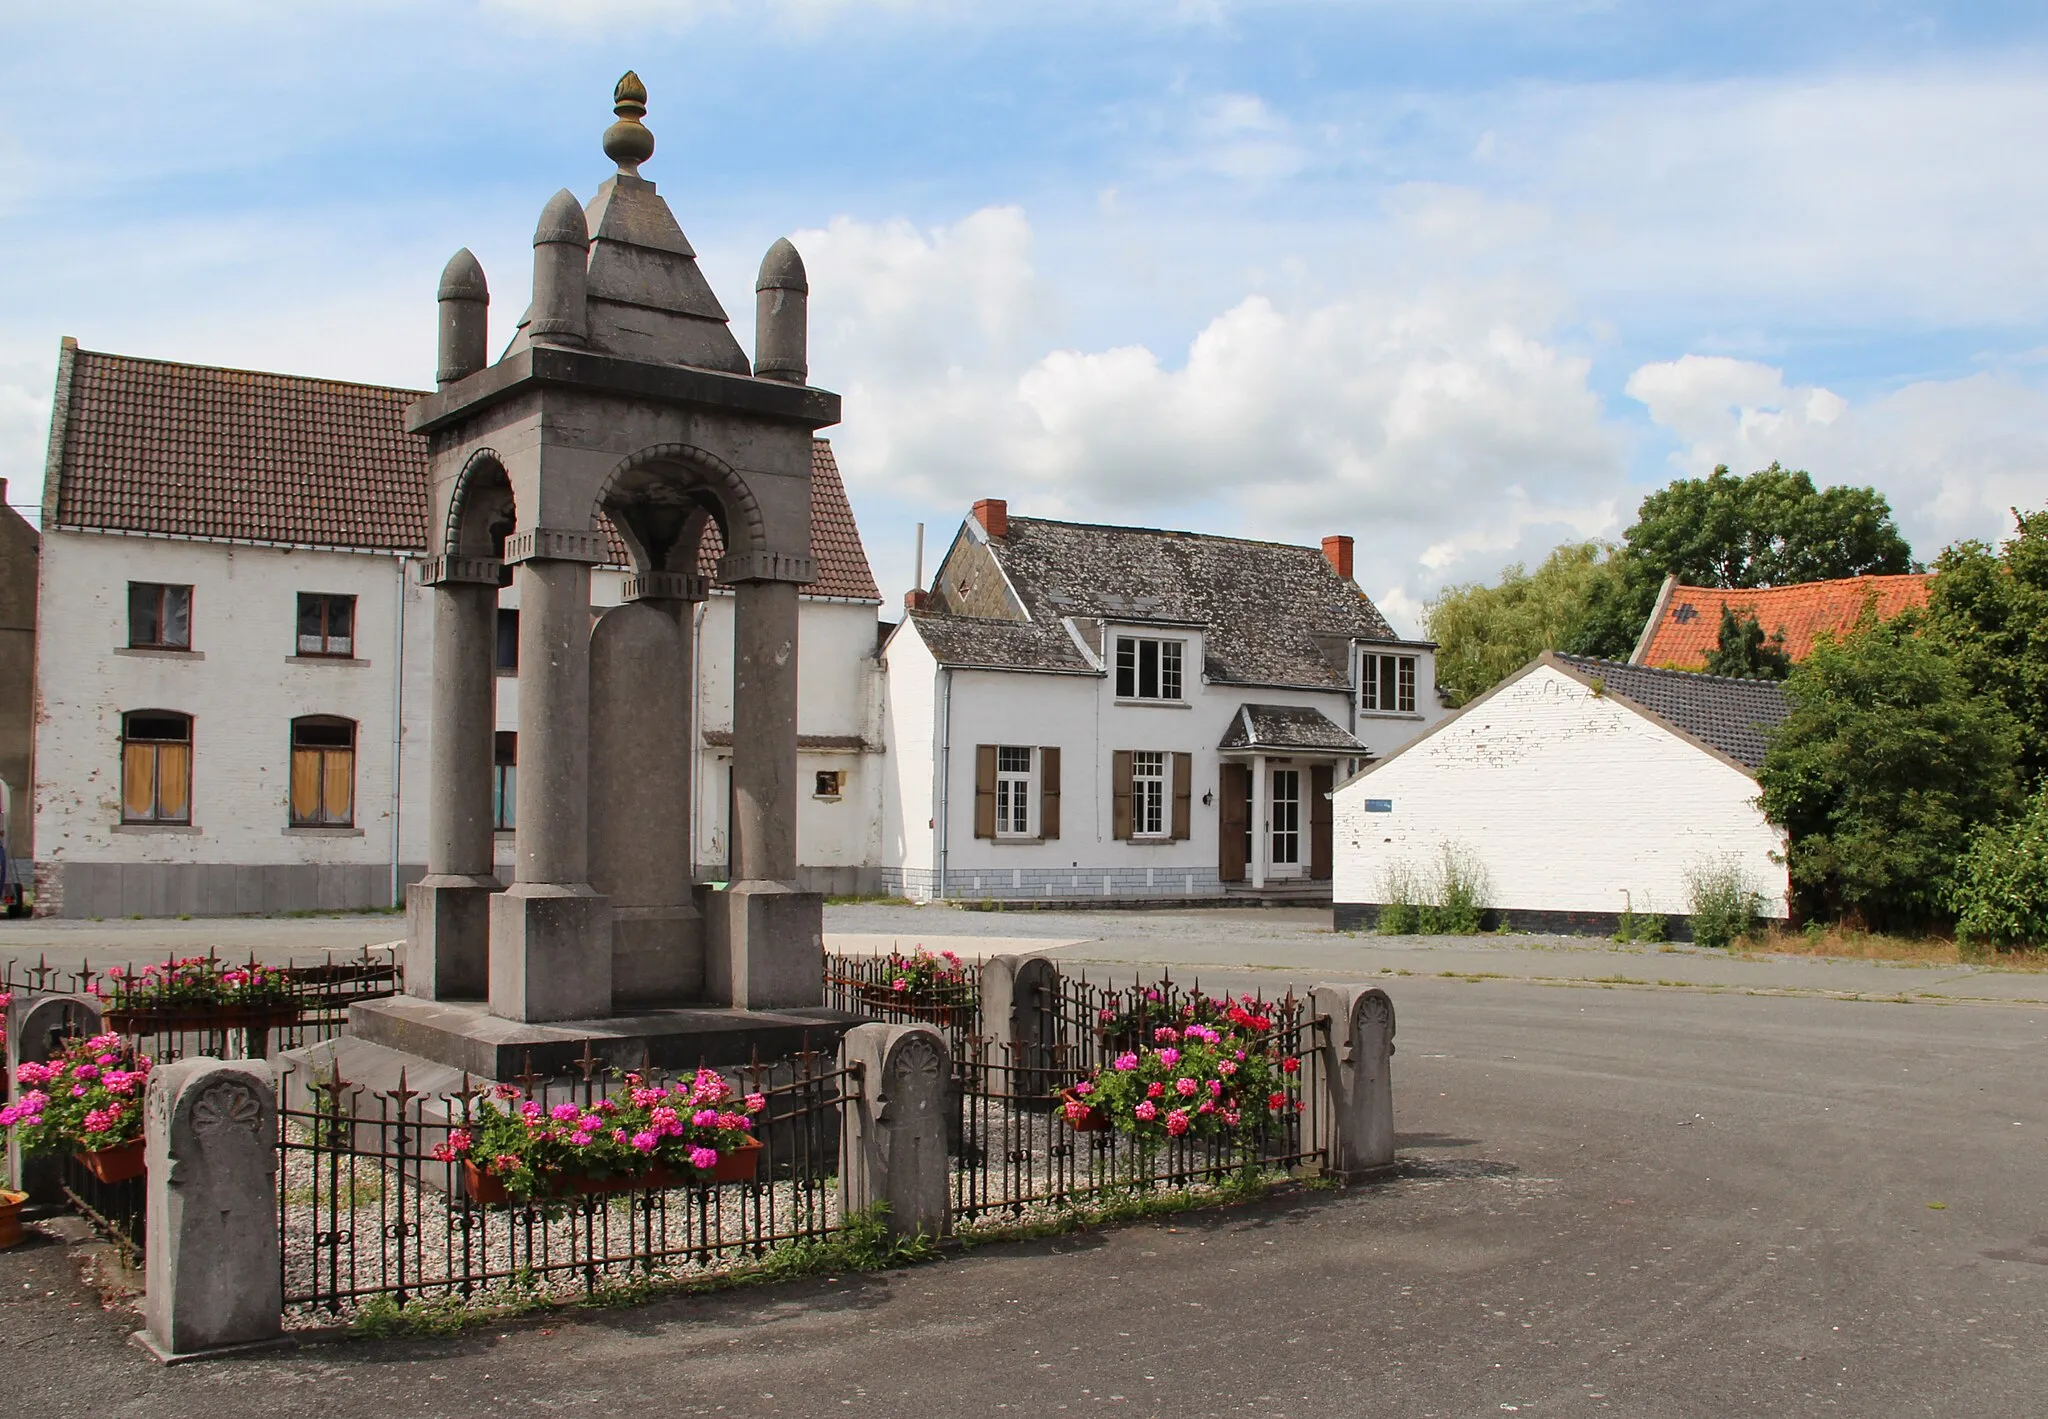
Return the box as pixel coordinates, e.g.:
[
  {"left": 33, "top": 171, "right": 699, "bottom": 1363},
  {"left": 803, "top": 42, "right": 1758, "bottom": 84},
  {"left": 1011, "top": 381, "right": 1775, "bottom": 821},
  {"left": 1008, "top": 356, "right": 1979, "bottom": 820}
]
[
  {"left": 1377, "top": 861, "right": 1423, "bottom": 935},
  {"left": 1378, "top": 846, "right": 1491, "bottom": 935},
  {"left": 1687, "top": 858, "right": 1762, "bottom": 949},
  {"left": 1614, "top": 898, "right": 1668, "bottom": 943},
  {"left": 1951, "top": 789, "right": 2048, "bottom": 950}
]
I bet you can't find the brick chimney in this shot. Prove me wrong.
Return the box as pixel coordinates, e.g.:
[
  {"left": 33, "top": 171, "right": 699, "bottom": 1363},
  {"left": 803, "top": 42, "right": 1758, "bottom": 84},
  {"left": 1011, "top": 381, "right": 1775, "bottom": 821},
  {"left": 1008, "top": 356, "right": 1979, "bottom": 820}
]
[
  {"left": 904, "top": 588, "right": 929, "bottom": 612},
  {"left": 1322, "top": 534, "right": 1354, "bottom": 581},
  {"left": 972, "top": 498, "right": 1008, "bottom": 539}
]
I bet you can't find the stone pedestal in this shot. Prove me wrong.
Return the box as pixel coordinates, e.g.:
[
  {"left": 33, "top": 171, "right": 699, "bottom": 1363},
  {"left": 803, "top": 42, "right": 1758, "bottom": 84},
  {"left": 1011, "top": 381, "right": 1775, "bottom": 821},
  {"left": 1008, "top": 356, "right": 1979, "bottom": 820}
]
[
  {"left": 137, "top": 1058, "right": 285, "bottom": 1363},
  {"left": 405, "top": 875, "right": 497, "bottom": 1001},
  {"left": 839, "top": 1023, "right": 950, "bottom": 1241},
  {"left": 705, "top": 881, "right": 824, "bottom": 1010},
  {"left": 489, "top": 885, "right": 614, "bottom": 1024}
]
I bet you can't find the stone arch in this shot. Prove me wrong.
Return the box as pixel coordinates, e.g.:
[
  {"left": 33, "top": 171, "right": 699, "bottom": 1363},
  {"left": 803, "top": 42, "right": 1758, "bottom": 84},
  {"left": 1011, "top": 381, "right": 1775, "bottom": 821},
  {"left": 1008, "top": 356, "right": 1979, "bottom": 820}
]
[
  {"left": 443, "top": 448, "right": 518, "bottom": 560},
  {"left": 591, "top": 443, "right": 766, "bottom": 577}
]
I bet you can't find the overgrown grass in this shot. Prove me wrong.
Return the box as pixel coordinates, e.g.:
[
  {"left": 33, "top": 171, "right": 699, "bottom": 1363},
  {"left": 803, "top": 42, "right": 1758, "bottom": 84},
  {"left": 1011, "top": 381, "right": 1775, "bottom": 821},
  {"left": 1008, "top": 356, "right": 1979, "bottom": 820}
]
[
  {"left": 1737, "top": 923, "right": 2048, "bottom": 970},
  {"left": 1377, "top": 845, "right": 1493, "bottom": 936}
]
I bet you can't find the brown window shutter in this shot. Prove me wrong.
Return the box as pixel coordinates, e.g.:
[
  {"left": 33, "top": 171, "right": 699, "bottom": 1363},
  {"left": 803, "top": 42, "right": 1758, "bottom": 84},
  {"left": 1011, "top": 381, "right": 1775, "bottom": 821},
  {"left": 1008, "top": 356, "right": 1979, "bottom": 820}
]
[
  {"left": 1039, "top": 746, "right": 1061, "bottom": 840},
  {"left": 1171, "top": 752, "right": 1193, "bottom": 841},
  {"left": 1310, "top": 765, "right": 1334, "bottom": 880},
  {"left": 974, "top": 744, "right": 998, "bottom": 839},
  {"left": 1218, "top": 763, "right": 1248, "bottom": 881},
  {"left": 1111, "top": 749, "right": 1134, "bottom": 842}
]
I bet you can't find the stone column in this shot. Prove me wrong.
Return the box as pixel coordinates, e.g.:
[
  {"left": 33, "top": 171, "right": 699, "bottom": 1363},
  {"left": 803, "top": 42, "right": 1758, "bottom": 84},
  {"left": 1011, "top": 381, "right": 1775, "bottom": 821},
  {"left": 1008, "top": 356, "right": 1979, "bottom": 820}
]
[
  {"left": 490, "top": 528, "right": 612, "bottom": 1023},
  {"left": 978, "top": 953, "right": 1061, "bottom": 1103},
  {"left": 705, "top": 551, "right": 823, "bottom": 1010},
  {"left": 137, "top": 1058, "right": 284, "bottom": 1363},
  {"left": 1308, "top": 984, "right": 1397, "bottom": 1180},
  {"left": 839, "top": 1023, "right": 950, "bottom": 1241},
  {"left": 590, "top": 572, "right": 706, "bottom": 1008},
  {"left": 1249, "top": 753, "right": 1269, "bottom": 891},
  {"left": 5, "top": 993, "right": 101, "bottom": 1196},
  {"left": 406, "top": 557, "right": 502, "bottom": 1000}
]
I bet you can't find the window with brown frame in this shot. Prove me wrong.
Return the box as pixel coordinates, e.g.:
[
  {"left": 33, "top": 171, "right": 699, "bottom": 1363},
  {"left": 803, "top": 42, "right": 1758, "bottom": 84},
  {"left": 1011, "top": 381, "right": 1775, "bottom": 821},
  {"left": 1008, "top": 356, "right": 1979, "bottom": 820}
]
[
  {"left": 127, "top": 582, "right": 192, "bottom": 649},
  {"left": 289, "top": 716, "right": 356, "bottom": 827},
  {"left": 493, "top": 732, "right": 517, "bottom": 831},
  {"left": 121, "top": 711, "right": 193, "bottom": 824},
  {"left": 296, "top": 593, "right": 356, "bottom": 657}
]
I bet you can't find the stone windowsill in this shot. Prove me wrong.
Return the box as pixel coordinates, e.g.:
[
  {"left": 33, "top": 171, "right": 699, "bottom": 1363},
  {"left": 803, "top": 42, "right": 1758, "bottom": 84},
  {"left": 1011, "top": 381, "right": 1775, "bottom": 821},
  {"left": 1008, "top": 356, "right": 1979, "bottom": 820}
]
[
  {"left": 1125, "top": 835, "right": 1185, "bottom": 847},
  {"left": 114, "top": 822, "right": 201, "bottom": 835},
  {"left": 282, "top": 826, "right": 365, "bottom": 838},
  {"left": 813, "top": 794, "right": 843, "bottom": 803},
  {"left": 496, "top": 666, "right": 518, "bottom": 678},
  {"left": 993, "top": 835, "right": 1049, "bottom": 845},
  {"left": 1356, "top": 710, "right": 1425, "bottom": 721},
  {"left": 287, "top": 655, "right": 370, "bottom": 668},
  {"left": 1112, "top": 698, "right": 1191, "bottom": 710},
  {"left": 113, "top": 646, "right": 204, "bottom": 661}
]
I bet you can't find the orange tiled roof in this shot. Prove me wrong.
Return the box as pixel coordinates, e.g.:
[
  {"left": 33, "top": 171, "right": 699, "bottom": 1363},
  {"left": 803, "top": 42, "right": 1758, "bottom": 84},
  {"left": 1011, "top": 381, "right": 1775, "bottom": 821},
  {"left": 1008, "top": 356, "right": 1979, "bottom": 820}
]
[
  {"left": 48, "top": 345, "right": 879, "bottom": 601},
  {"left": 1633, "top": 573, "right": 1934, "bottom": 670}
]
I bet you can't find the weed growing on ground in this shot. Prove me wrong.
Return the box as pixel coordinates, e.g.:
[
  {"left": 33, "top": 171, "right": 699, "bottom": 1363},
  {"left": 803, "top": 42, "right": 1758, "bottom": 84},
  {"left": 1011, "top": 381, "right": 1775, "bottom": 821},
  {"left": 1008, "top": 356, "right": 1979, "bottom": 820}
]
[
  {"left": 1686, "top": 858, "right": 1763, "bottom": 949},
  {"left": 1378, "top": 845, "right": 1493, "bottom": 936},
  {"left": 1613, "top": 900, "right": 1668, "bottom": 944},
  {"left": 1737, "top": 924, "right": 2048, "bottom": 971}
]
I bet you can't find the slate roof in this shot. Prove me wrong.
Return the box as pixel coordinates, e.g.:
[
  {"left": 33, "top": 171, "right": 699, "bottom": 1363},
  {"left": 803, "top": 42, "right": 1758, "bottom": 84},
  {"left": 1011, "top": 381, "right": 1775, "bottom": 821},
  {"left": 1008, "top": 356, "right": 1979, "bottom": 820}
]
[
  {"left": 913, "top": 515, "right": 1403, "bottom": 689},
  {"left": 45, "top": 345, "right": 879, "bottom": 601},
  {"left": 1217, "top": 704, "right": 1368, "bottom": 754},
  {"left": 1554, "top": 654, "right": 1789, "bottom": 771},
  {"left": 1633, "top": 573, "right": 1931, "bottom": 671}
]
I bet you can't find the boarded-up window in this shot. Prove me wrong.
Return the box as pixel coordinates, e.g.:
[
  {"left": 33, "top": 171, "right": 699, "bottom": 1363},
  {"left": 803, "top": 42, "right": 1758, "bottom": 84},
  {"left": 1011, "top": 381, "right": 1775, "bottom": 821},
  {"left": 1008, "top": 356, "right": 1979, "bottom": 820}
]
[
  {"left": 290, "top": 716, "right": 355, "bottom": 827},
  {"left": 121, "top": 711, "right": 192, "bottom": 824}
]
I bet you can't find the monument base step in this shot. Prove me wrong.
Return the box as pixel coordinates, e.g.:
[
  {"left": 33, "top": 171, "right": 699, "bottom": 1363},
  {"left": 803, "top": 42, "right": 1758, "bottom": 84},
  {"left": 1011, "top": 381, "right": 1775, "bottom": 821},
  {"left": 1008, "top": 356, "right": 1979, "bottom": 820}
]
[{"left": 346, "top": 994, "right": 863, "bottom": 1081}]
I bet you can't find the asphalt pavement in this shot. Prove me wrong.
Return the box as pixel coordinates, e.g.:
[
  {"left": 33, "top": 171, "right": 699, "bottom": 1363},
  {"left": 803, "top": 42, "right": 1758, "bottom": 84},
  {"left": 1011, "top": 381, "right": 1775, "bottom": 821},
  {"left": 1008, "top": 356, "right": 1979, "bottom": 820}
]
[{"left": 7, "top": 939, "right": 2047, "bottom": 1417}]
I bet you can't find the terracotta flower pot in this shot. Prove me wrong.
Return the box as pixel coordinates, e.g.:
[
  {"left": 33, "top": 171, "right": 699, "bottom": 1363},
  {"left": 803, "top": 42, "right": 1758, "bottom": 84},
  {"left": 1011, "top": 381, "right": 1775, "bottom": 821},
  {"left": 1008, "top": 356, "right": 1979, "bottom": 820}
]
[
  {"left": 0, "top": 1189, "right": 27, "bottom": 1250},
  {"left": 1058, "top": 1088, "right": 1107, "bottom": 1133},
  {"left": 462, "top": 1136, "right": 764, "bottom": 1205},
  {"left": 75, "top": 1138, "right": 146, "bottom": 1184}
]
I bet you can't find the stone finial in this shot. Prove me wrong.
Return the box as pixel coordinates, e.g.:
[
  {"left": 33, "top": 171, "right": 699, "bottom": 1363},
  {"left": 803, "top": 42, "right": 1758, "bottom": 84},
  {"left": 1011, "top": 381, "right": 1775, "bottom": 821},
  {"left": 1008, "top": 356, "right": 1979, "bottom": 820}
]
[
  {"left": 603, "top": 71, "right": 655, "bottom": 175},
  {"left": 530, "top": 189, "right": 590, "bottom": 346},
  {"left": 436, "top": 248, "right": 490, "bottom": 388},
  {"left": 753, "top": 237, "right": 809, "bottom": 385}
]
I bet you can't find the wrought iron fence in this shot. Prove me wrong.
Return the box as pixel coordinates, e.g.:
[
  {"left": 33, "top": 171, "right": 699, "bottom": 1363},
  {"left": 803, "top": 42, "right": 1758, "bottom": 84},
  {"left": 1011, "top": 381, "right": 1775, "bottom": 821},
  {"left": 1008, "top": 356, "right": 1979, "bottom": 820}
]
[
  {"left": 823, "top": 949, "right": 981, "bottom": 1048},
  {"left": 275, "top": 1050, "right": 852, "bottom": 1318},
  {"left": 54, "top": 1150, "right": 147, "bottom": 1260},
  {"left": 1, "top": 948, "right": 400, "bottom": 1069}
]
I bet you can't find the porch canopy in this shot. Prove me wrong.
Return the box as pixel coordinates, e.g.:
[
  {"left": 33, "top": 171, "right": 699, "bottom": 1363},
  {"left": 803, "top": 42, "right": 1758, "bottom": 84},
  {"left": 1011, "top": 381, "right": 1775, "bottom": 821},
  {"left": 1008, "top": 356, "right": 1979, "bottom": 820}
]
[
  {"left": 1215, "top": 703, "right": 1368, "bottom": 889},
  {"left": 1216, "top": 703, "right": 1368, "bottom": 760}
]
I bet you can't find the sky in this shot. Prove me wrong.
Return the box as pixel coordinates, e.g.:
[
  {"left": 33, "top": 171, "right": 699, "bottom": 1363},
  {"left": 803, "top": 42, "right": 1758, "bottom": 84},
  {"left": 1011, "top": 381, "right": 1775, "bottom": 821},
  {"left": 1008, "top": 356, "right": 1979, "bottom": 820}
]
[{"left": 4, "top": 1, "right": 2047, "bottom": 633}]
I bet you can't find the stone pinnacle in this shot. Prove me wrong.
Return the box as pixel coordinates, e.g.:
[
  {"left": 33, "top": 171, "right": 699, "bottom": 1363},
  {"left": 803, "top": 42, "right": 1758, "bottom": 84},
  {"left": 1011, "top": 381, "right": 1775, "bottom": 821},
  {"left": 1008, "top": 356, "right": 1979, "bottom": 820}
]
[{"left": 603, "top": 71, "right": 655, "bottom": 176}]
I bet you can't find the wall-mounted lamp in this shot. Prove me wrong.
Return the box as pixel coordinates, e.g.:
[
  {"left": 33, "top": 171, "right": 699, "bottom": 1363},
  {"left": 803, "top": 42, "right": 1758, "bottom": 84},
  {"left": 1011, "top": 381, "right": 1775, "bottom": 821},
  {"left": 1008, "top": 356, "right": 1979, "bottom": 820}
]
[{"left": 1201, "top": 790, "right": 1214, "bottom": 806}]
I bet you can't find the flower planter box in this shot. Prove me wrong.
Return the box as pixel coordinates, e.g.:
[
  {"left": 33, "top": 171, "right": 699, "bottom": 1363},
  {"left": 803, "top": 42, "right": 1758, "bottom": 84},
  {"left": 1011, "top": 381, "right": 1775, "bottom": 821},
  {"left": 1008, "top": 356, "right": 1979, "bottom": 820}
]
[
  {"left": 102, "top": 1003, "right": 302, "bottom": 1035},
  {"left": 1058, "top": 1089, "right": 1107, "bottom": 1133},
  {"left": 0, "top": 1189, "right": 26, "bottom": 1250},
  {"left": 75, "top": 1139, "right": 146, "bottom": 1184},
  {"left": 462, "top": 1136, "right": 763, "bottom": 1205},
  {"left": 856, "top": 985, "right": 971, "bottom": 1029}
]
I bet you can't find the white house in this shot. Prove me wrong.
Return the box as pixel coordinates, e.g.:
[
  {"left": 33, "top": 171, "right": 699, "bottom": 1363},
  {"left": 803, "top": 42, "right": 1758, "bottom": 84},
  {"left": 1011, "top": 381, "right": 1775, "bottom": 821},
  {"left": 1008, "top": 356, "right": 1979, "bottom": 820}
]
[
  {"left": 28, "top": 342, "right": 883, "bottom": 917},
  {"left": 1331, "top": 652, "right": 1792, "bottom": 937},
  {"left": 879, "top": 500, "right": 1447, "bottom": 903}
]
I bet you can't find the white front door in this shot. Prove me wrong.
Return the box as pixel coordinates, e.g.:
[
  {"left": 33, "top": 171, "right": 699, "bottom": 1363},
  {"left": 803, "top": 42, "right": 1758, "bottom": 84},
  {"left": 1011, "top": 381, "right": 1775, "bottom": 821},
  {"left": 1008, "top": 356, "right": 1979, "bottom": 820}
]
[{"left": 1268, "top": 767, "right": 1303, "bottom": 879}]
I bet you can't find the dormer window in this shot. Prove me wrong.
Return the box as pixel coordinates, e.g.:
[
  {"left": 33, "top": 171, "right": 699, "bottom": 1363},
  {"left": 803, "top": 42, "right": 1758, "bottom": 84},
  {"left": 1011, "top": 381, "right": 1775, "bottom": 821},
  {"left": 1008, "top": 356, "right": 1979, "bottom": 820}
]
[
  {"left": 1115, "top": 636, "right": 1184, "bottom": 701},
  {"left": 1361, "top": 651, "right": 1417, "bottom": 714}
]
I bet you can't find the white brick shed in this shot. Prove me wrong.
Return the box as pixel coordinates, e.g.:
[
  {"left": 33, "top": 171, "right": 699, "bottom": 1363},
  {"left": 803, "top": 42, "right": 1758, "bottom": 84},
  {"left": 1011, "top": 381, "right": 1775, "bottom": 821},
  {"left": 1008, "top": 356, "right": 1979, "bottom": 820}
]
[{"left": 1331, "top": 652, "right": 1792, "bottom": 938}]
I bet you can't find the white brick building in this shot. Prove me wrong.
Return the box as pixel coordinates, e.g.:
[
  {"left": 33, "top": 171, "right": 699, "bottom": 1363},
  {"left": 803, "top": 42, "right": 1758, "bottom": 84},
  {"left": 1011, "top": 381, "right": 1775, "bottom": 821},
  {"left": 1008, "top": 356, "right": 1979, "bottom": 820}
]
[
  {"left": 29, "top": 342, "right": 883, "bottom": 917},
  {"left": 1331, "top": 652, "right": 1792, "bottom": 937}
]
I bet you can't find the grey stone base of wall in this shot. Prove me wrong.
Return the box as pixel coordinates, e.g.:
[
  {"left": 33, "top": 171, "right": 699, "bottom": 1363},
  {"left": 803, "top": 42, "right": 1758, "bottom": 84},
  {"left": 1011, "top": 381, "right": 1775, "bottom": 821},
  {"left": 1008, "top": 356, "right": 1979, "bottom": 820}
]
[
  {"left": 40, "top": 862, "right": 429, "bottom": 920},
  {"left": 883, "top": 865, "right": 1231, "bottom": 903},
  {"left": 691, "top": 865, "right": 882, "bottom": 898},
  {"left": 1334, "top": 901, "right": 1700, "bottom": 943}
]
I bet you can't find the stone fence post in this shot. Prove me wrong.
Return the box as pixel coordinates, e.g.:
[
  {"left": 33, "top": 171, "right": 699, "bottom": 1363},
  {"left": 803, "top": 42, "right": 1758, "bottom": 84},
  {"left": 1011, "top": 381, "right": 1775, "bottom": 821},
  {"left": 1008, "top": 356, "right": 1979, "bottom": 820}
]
[
  {"left": 839, "top": 1022, "right": 950, "bottom": 1241},
  {"left": 977, "top": 952, "right": 1061, "bottom": 1097},
  {"left": 1308, "top": 985, "right": 1397, "bottom": 1181},
  {"left": 5, "top": 992, "right": 102, "bottom": 1197},
  {"left": 137, "top": 1058, "right": 285, "bottom": 1363}
]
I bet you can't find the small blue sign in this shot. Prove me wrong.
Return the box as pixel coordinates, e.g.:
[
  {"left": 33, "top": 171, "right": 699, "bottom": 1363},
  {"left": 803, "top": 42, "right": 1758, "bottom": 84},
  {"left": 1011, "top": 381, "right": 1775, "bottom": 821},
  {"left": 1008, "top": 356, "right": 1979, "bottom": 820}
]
[{"left": 1364, "top": 799, "right": 1393, "bottom": 813}]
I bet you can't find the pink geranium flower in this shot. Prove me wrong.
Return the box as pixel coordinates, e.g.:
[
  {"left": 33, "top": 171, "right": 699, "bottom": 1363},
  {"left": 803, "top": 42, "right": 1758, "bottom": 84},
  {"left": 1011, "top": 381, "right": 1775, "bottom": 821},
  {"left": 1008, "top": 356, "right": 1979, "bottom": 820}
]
[
  {"left": 689, "top": 1146, "right": 719, "bottom": 1170},
  {"left": 1133, "top": 1100, "right": 1158, "bottom": 1121}
]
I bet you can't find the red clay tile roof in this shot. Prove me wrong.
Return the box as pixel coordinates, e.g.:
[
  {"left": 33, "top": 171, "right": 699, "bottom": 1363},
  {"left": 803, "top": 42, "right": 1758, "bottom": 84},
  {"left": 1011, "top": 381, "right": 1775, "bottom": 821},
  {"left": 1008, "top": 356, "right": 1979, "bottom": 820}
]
[
  {"left": 48, "top": 347, "right": 878, "bottom": 601},
  {"left": 1634, "top": 573, "right": 1933, "bottom": 670}
]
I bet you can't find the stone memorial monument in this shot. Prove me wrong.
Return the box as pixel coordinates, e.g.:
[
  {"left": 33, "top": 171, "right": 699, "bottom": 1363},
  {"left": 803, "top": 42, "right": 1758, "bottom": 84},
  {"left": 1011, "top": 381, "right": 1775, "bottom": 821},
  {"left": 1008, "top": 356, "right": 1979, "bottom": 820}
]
[{"left": 338, "top": 73, "right": 855, "bottom": 1081}]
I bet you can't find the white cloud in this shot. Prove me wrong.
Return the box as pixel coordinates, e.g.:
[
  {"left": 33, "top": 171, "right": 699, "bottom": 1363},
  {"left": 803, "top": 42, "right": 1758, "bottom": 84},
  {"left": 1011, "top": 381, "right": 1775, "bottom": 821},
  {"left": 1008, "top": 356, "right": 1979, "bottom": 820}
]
[
  {"left": 803, "top": 205, "right": 1627, "bottom": 633},
  {"left": 1628, "top": 354, "right": 2048, "bottom": 553}
]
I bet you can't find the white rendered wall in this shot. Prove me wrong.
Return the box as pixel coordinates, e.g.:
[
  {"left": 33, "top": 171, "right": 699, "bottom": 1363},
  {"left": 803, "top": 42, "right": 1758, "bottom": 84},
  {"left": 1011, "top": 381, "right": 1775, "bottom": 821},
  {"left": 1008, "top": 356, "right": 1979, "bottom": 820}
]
[
  {"left": 33, "top": 530, "right": 432, "bottom": 882},
  {"left": 877, "top": 623, "right": 938, "bottom": 880},
  {"left": 1332, "top": 664, "right": 1790, "bottom": 920}
]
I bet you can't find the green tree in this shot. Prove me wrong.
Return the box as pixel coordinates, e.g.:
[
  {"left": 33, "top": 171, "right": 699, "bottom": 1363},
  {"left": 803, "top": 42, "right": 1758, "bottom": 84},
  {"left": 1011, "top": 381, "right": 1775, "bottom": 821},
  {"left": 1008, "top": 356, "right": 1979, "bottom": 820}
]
[
  {"left": 1627, "top": 463, "right": 1914, "bottom": 588},
  {"left": 1702, "top": 606, "right": 1791, "bottom": 680},
  {"left": 1758, "top": 610, "right": 2020, "bottom": 930},
  {"left": 1425, "top": 542, "right": 1635, "bottom": 705},
  {"left": 1923, "top": 507, "right": 2048, "bottom": 786},
  {"left": 1950, "top": 787, "right": 2048, "bottom": 951}
]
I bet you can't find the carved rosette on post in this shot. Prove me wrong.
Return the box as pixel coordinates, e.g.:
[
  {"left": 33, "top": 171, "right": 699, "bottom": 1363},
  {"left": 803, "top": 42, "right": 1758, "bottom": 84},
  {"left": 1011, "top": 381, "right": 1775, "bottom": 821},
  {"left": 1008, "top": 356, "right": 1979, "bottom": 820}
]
[{"left": 137, "top": 1059, "right": 285, "bottom": 1363}]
